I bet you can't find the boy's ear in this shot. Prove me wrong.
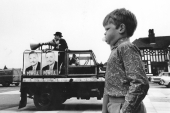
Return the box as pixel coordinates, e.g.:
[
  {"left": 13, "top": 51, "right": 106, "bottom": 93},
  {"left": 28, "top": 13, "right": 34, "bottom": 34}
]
[{"left": 118, "top": 23, "right": 126, "bottom": 34}]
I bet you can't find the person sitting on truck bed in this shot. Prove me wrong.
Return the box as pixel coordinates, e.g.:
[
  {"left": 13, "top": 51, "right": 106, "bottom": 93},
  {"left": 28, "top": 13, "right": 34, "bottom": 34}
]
[
  {"left": 25, "top": 51, "right": 41, "bottom": 75},
  {"left": 69, "top": 54, "right": 80, "bottom": 66}
]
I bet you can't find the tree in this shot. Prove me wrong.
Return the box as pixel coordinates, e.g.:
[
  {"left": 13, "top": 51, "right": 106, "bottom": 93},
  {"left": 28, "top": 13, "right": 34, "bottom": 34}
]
[{"left": 4, "top": 65, "right": 8, "bottom": 69}]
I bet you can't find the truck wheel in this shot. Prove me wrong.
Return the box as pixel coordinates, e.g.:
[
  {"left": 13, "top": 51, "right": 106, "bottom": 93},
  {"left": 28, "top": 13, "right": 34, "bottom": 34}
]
[
  {"left": 34, "top": 93, "right": 51, "bottom": 110},
  {"left": 15, "top": 83, "right": 20, "bottom": 86},
  {"left": 34, "top": 88, "right": 66, "bottom": 110},
  {"left": 2, "top": 82, "right": 10, "bottom": 87}
]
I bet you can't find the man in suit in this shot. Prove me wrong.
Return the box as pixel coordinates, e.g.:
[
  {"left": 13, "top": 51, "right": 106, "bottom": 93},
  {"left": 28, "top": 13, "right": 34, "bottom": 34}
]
[
  {"left": 25, "top": 51, "right": 41, "bottom": 75},
  {"left": 42, "top": 51, "right": 58, "bottom": 71},
  {"left": 44, "top": 32, "right": 68, "bottom": 74},
  {"left": 52, "top": 32, "right": 68, "bottom": 70},
  {"left": 52, "top": 31, "right": 68, "bottom": 51}
]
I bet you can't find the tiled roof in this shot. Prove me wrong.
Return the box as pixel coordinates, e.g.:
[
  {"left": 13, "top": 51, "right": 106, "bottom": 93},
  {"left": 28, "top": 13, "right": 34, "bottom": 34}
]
[{"left": 133, "top": 36, "right": 170, "bottom": 49}]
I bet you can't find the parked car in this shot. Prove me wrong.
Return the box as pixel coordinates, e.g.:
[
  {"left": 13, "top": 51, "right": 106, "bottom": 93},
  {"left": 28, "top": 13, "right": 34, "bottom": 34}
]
[
  {"left": 159, "top": 72, "right": 170, "bottom": 88},
  {"left": 151, "top": 72, "right": 169, "bottom": 85},
  {"left": 151, "top": 74, "right": 162, "bottom": 84}
]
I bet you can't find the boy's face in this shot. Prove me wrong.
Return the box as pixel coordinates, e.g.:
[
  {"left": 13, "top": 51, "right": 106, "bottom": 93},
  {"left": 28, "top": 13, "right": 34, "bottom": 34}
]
[{"left": 104, "top": 23, "right": 120, "bottom": 46}]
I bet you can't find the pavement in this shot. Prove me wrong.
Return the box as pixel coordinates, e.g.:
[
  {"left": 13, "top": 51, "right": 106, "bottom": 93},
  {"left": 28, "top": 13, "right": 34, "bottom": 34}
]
[
  {"left": 143, "top": 85, "right": 170, "bottom": 113},
  {"left": 1, "top": 83, "right": 170, "bottom": 113}
]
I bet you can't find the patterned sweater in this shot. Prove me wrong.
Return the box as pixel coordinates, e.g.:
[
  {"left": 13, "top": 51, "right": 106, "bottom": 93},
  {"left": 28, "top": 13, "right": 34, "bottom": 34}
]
[{"left": 104, "top": 38, "right": 149, "bottom": 113}]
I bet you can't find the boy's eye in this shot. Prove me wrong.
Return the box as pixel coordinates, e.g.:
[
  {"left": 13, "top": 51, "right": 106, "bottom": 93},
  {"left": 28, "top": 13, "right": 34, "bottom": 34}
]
[
  {"left": 106, "top": 28, "right": 109, "bottom": 31},
  {"left": 106, "top": 28, "right": 110, "bottom": 31}
]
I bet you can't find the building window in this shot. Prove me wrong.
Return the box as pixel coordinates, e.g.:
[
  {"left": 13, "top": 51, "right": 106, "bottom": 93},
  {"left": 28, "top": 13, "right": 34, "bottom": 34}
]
[
  {"left": 143, "top": 61, "right": 148, "bottom": 73},
  {"left": 152, "top": 50, "right": 155, "bottom": 62}
]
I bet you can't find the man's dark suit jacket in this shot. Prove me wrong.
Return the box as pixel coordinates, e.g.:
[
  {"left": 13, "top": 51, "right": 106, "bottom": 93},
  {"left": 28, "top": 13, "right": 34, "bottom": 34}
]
[
  {"left": 42, "top": 61, "right": 58, "bottom": 70},
  {"left": 53, "top": 38, "right": 68, "bottom": 51},
  {"left": 25, "top": 62, "right": 41, "bottom": 72}
]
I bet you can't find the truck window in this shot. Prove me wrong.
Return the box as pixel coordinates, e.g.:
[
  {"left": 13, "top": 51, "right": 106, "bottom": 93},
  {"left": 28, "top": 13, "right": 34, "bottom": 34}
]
[
  {"left": 68, "top": 53, "right": 96, "bottom": 75},
  {"left": 69, "top": 53, "right": 95, "bottom": 66}
]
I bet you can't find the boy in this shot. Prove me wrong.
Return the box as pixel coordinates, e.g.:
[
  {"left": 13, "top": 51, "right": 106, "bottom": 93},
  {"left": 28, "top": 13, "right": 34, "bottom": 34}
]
[{"left": 102, "top": 8, "right": 149, "bottom": 113}]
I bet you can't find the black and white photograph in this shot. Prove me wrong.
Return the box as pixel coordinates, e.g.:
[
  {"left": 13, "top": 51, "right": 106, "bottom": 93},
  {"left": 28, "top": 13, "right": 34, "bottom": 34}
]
[{"left": 0, "top": 0, "right": 170, "bottom": 113}]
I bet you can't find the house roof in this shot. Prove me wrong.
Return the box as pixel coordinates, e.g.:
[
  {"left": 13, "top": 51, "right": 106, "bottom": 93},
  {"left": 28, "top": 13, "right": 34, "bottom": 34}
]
[{"left": 132, "top": 36, "right": 170, "bottom": 49}]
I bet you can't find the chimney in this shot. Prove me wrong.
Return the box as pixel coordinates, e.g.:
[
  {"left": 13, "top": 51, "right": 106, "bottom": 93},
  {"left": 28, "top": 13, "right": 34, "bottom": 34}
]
[{"left": 149, "top": 29, "right": 156, "bottom": 44}]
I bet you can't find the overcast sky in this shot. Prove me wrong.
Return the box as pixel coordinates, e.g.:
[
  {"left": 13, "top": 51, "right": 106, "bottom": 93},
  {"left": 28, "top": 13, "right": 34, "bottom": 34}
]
[{"left": 0, "top": 0, "right": 170, "bottom": 69}]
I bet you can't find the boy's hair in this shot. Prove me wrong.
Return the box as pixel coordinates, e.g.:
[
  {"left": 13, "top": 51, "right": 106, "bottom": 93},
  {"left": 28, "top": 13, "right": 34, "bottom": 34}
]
[{"left": 103, "top": 8, "right": 137, "bottom": 38}]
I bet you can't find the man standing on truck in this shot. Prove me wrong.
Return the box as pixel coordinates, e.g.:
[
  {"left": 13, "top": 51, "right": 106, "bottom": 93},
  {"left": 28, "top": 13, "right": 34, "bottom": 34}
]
[
  {"left": 52, "top": 32, "right": 68, "bottom": 51},
  {"left": 48, "top": 31, "right": 68, "bottom": 72}
]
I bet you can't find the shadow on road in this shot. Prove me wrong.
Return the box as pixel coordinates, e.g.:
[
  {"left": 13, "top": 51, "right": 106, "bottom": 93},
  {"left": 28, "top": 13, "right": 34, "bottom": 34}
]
[
  {"left": 17, "top": 100, "right": 102, "bottom": 112},
  {"left": 61, "top": 103, "right": 102, "bottom": 111}
]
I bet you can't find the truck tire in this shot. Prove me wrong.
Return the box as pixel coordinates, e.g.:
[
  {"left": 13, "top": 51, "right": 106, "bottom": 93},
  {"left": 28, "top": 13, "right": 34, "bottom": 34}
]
[
  {"left": 34, "top": 93, "right": 52, "bottom": 110},
  {"left": 15, "top": 83, "right": 20, "bottom": 86},
  {"left": 33, "top": 88, "right": 66, "bottom": 110},
  {"left": 2, "top": 82, "right": 10, "bottom": 87}
]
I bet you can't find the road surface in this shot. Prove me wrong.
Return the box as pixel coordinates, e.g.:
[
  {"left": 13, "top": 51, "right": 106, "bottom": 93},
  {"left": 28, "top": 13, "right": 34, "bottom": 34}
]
[{"left": 0, "top": 83, "right": 170, "bottom": 113}]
